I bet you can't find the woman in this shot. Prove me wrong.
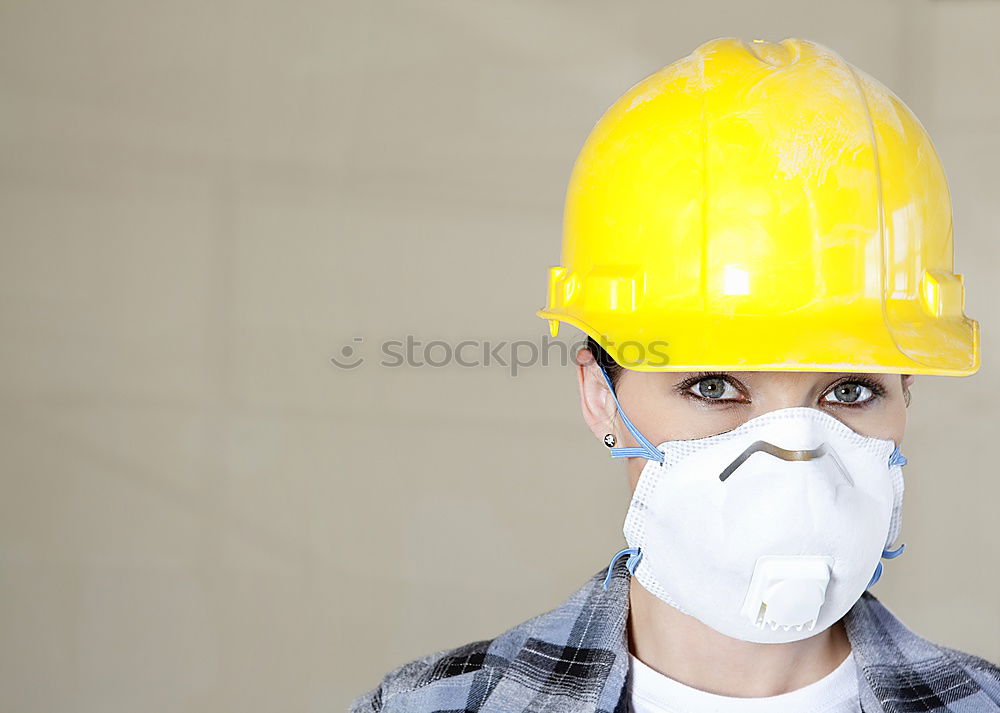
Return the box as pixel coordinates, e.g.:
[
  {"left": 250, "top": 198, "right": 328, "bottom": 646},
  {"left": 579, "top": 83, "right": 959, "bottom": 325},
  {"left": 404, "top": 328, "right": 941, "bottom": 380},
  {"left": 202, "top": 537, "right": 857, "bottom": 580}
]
[{"left": 350, "top": 37, "right": 1000, "bottom": 712}]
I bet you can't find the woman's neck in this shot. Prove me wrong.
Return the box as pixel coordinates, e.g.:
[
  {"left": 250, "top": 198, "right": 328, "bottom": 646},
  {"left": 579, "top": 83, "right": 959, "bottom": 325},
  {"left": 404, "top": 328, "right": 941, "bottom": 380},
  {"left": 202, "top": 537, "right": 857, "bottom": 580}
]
[{"left": 627, "top": 577, "right": 853, "bottom": 698}]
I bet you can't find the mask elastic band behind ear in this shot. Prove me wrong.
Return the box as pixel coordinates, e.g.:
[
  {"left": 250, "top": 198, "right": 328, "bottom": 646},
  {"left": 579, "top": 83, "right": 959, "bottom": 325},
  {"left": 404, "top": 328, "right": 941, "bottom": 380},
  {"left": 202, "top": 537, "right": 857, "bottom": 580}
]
[
  {"left": 598, "top": 363, "right": 665, "bottom": 463},
  {"left": 603, "top": 546, "right": 643, "bottom": 590},
  {"left": 866, "top": 543, "right": 906, "bottom": 589},
  {"left": 888, "top": 446, "right": 907, "bottom": 467}
]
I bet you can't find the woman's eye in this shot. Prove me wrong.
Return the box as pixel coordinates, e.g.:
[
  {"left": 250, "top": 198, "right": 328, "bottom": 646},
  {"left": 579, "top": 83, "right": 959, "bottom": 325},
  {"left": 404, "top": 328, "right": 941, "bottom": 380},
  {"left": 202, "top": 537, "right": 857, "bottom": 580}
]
[
  {"left": 823, "top": 382, "right": 874, "bottom": 405},
  {"left": 689, "top": 377, "right": 740, "bottom": 400}
]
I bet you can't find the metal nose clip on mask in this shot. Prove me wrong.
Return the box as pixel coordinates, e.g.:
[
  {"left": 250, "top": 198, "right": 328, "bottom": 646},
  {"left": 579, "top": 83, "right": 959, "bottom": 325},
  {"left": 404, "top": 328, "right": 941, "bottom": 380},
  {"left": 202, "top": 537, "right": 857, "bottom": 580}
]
[{"left": 598, "top": 365, "right": 907, "bottom": 644}]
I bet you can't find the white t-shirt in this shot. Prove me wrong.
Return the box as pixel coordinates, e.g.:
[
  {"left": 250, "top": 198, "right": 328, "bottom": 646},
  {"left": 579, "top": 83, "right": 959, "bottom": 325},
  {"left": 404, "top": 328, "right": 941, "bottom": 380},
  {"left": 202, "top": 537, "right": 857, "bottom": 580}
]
[{"left": 628, "top": 650, "right": 861, "bottom": 713}]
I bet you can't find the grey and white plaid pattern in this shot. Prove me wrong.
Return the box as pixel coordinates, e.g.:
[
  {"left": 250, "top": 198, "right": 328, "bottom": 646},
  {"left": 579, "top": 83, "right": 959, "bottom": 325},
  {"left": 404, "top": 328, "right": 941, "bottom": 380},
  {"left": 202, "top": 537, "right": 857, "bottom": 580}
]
[{"left": 349, "top": 557, "right": 1000, "bottom": 712}]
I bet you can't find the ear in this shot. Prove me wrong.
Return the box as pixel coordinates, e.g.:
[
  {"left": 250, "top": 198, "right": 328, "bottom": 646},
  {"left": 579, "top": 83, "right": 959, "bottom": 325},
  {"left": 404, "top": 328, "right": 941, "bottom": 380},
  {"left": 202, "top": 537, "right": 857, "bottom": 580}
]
[
  {"left": 902, "top": 374, "right": 915, "bottom": 390},
  {"left": 576, "top": 347, "right": 619, "bottom": 443}
]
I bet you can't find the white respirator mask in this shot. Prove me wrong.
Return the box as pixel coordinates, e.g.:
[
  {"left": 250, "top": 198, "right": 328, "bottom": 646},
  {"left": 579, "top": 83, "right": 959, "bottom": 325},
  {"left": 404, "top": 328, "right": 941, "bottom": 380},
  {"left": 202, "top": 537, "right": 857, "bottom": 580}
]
[{"left": 598, "top": 365, "right": 907, "bottom": 644}]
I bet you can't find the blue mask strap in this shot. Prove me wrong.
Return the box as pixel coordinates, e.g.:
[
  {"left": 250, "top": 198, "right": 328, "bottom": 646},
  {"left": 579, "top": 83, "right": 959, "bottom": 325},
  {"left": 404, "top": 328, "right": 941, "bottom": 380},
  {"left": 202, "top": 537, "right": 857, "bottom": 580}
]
[
  {"left": 602, "top": 546, "right": 643, "bottom": 590},
  {"left": 866, "top": 543, "right": 906, "bottom": 589},
  {"left": 868, "top": 446, "right": 908, "bottom": 588},
  {"left": 598, "top": 363, "right": 665, "bottom": 463},
  {"left": 888, "top": 445, "right": 908, "bottom": 467}
]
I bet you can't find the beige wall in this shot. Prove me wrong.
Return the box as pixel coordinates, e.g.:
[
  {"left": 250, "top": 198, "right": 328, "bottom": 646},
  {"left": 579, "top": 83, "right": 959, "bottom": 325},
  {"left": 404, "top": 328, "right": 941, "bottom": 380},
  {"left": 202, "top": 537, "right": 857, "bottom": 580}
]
[{"left": 1, "top": 1, "right": 998, "bottom": 711}]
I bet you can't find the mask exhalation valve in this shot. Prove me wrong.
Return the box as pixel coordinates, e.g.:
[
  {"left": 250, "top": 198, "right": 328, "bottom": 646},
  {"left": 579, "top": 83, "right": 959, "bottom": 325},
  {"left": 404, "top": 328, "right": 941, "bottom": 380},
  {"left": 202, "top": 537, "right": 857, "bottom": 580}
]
[{"left": 741, "top": 555, "right": 834, "bottom": 631}]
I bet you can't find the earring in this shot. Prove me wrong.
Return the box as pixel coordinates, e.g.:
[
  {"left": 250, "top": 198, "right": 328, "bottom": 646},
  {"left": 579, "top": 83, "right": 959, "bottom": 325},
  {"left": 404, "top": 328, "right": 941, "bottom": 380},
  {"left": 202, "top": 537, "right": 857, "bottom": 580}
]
[{"left": 604, "top": 433, "right": 617, "bottom": 448}]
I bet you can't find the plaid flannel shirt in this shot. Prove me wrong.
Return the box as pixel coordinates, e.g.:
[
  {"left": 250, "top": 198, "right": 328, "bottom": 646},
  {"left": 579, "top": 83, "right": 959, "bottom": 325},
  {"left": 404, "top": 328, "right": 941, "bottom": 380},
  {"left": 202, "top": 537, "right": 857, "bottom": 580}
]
[{"left": 349, "top": 556, "right": 1000, "bottom": 712}]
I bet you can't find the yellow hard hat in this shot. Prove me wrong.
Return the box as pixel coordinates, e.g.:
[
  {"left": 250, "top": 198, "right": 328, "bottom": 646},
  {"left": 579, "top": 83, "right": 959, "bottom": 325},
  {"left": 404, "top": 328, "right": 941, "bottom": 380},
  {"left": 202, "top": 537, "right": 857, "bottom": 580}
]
[{"left": 536, "top": 37, "right": 979, "bottom": 376}]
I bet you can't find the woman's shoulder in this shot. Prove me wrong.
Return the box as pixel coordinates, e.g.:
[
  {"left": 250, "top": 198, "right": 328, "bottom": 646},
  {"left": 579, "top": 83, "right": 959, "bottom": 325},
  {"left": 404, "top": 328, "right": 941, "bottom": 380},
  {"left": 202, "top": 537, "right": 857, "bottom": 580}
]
[
  {"left": 938, "top": 644, "right": 1000, "bottom": 686},
  {"left": 347, "top": 562, "right": 627, "bottom": 712},
  {"left": 347, "top": 637, "right": 496, "bottom": 713},
  {"left": 847, "top": 591, "right": 1000, "bottom": 708}
]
